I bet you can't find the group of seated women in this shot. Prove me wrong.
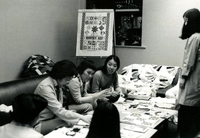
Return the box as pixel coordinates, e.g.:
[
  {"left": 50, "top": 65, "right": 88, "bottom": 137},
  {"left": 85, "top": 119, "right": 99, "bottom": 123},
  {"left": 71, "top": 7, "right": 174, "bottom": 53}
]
[
  {"left": 64, "top": 55, "right": 123, "bottom": 114},
  {"left": 0, "top": 54, "right": 123, "bottom": 138}
]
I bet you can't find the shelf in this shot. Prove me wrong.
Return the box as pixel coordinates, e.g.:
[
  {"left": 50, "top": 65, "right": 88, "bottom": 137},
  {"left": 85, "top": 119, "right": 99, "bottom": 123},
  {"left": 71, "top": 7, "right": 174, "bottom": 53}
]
[
  {"left": 115, "top": 9, "right": 140, "bottom": 12},
  {"left": 115, "top": 45, "right": 146, "bottom": 49},
  {"left": 85, "top": 0, "right": 144, "bottom": 48},
  {"left": 114, "top": 0, "right": 143, "bottom": 48}
]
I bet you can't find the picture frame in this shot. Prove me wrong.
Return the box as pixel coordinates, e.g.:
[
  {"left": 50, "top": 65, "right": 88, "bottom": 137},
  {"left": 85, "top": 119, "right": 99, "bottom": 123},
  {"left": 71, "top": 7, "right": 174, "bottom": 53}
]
[{"left": 76, "top": 9, "right": 114, "bottom": 57}]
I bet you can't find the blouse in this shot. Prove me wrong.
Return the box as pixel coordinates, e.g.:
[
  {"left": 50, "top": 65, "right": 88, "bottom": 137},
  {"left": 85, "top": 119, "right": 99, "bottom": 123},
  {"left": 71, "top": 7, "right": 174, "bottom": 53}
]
[
  {"left": 178, "top": 33, "right": 200, "bottom": 106},
  {"left": 34, "top": 77, "right": 81, "bottom": 126},
  {"left": 0, "top": 121, "right": 43, "bottom": 138},
  {"left": 92, "top": 70, "right": 119, "bottom": 92},
  {"left": 66, "top": 75, "right": 93, "bottom": 104}
]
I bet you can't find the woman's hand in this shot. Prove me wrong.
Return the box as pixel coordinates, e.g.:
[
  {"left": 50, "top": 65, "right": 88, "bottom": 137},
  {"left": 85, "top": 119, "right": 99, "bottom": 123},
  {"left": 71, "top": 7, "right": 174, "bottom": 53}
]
[
  {"left": 111, "top": 91, "right": 120, "bottom": 97},
  {"left": 115, "top": 87, "right": 125, "bottom": 97},
  {"left": 165, "top": 91, "right": 176, "bottom": 99},
  {"left": 92, "top": 89, "right": 111, "bottom": 100},
  {"left": 81, "top": 114, "right": 92, "bottom": 123},
  {"left": 179, "top": 78, "right": 186, "bottom": 89},
  {"left": 98, "top": 89, "right": 111, "bottom": 99}
]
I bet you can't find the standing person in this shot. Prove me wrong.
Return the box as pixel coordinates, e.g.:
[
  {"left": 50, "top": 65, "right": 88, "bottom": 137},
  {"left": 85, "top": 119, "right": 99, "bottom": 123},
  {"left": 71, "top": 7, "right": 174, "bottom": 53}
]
[
  {"left": 0, "top": 94, "right": 48, "bottom": 138},
  {"left": 178, "top": 8, "right": 200, "bottom": 138},
  {"left": 33, "top": 60, "right": 92, "bottom": 135},
  {"left": 65, "top": 60, "right": 110, "bottom": 114},
  {"left": 91, "top": 55, "right": 123, "bottom": 103},
  {"left": 86, "top": 101, "right": 121, "bottom": 138}
]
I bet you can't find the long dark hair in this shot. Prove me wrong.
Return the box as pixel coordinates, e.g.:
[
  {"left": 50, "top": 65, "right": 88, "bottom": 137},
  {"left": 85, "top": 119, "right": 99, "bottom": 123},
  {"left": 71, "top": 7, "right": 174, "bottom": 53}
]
[
  {"left": 180, "top": 8, "right": 200, "bottom": 39},
  {"left": 100, "top": 55, "right": 120, "bottom": 74},
  {"left": 10, "top": 94, "right": 47, "bottom": 124},
  {"left": 86, "top": 102, "right": 121, "bottom": 138}
]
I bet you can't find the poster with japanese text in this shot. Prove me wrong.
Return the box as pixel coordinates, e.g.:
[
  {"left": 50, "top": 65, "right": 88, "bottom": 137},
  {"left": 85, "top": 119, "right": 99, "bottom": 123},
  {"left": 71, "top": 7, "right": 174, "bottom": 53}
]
[{"left": 76, "top": 9, "right": 114, "bottom": 57}]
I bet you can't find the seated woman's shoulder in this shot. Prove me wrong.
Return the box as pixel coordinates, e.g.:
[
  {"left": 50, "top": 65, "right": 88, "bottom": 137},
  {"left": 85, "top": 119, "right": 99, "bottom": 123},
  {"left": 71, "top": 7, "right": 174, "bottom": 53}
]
[{"left": 94, "top": 70, "right": 103, "bottom": 75}]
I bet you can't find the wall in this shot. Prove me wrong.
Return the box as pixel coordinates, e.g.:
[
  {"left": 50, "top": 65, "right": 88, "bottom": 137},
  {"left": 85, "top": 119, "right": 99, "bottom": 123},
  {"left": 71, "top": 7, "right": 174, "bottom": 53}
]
[
  {"left": 115, "top": 0, "right": 200, "bottom": 72},
  {"left": 78, "top": 0, "right": 200, "bottom": 72},
  {"left": 0, "top": 0, "right": 85, "bottom": 82},
  {"left": 0, "top": 0, "right": 200, "bottom": 82}
]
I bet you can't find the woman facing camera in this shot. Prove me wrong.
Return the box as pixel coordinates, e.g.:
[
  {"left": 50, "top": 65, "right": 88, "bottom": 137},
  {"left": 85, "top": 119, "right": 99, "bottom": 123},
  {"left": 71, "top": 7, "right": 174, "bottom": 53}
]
[
  {"left": 86, "top": 102, "right": 121, "bottom": 138},
  {"left": 65, "top": 60, "right": 110, "bottom": 114},
  {"left": 91, "top": 55, "right": 123, "bottom": 103}
]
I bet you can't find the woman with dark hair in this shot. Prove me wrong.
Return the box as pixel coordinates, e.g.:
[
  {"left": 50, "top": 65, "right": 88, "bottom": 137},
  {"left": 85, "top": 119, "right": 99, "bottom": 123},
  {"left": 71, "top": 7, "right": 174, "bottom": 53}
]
[
  {"left": 91, "top": 55, "right": 123, "bottom": 103},
  {"left": 65, "top": 60, "right": 110, "bottom": 114},
  {"left": 178, "top": 8, "right": 200, "bottom": 138},
  {"left": 86, "top": 102, "right": 121, "bottom": 138},
  {"left": 0, "top": 94, "right": 48, "bottom": 138},
  {"left": 33, "top": 60, "right": 92, "bottom": 135}
]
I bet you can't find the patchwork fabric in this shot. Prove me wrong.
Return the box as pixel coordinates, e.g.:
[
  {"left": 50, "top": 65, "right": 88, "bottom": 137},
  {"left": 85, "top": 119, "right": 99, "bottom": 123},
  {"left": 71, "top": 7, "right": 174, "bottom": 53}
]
[
  {"left": 20, "top": 55, "right": 55, "bottom": 78},
  {"left": 120, "top": 64, "right": 179, "bottom": 89}
]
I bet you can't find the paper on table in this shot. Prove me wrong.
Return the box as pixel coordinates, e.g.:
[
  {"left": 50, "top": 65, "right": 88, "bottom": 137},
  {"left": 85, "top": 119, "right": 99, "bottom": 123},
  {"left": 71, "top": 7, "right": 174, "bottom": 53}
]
[
  {"left": 150, "top": 97, "right": 176, "bottom": 104},
  {"left": 116, "top": 96, "right": 126, "bottom": 104},
  {"left": 121, "top": 112, "right": 161, "bottom": 128},
  {"left": 120, "top": 129, "right": 142, "bottom": 138},
  {"left": 124, "top": 124, "right": 149, "bottom": 133},
  {"left": 154, "top": 103, "right": 175, "bottom": 109},
  {"left": 44, "top": 127, "right": 70, "bottom": 138}
]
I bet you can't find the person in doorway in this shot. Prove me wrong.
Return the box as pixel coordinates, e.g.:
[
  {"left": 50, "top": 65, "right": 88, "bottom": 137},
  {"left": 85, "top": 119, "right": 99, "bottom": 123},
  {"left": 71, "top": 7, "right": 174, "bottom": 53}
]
[
  {"left": 177, "top": 8, "right": 200, "bottom": 138},
  {"left": 33, "top": 60, "right": 92, "bottom": 135},
  {"left": 0, "top": 94, "right": 48, "bottom": 138}
]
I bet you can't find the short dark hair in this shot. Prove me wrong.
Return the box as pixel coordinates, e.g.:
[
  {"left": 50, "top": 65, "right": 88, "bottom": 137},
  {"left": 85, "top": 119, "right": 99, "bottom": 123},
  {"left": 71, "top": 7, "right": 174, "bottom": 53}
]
[
  {"left": 101, "top": 55, "right": 120, "bottom": 73},
  {"left": 10, "top": 94, "right": 47, "bottom": 124},
  {"left": 86, "top": 102, "right": 120, "bottom": 138},
  {"left": 180, "top": 8, "right": 200, "bottom": 39},
  {"left": 77, "top": 60, "right": 96, "bottom": 75},
  {"left": 49, "top": 60, "right": 77, "bottom": 79}
]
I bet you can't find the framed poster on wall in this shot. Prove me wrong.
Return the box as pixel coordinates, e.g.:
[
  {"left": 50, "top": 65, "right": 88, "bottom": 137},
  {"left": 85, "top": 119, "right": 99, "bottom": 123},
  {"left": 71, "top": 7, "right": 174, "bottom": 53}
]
[{"left": 76, "top": 9, "right": 114, "bottom": 57}]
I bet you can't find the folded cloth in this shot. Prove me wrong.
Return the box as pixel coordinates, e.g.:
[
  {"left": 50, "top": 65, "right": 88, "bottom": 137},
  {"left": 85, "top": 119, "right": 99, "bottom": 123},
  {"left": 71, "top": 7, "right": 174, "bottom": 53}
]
[{"left": 0, "top": 104, "right": 13, "bottom": 113}]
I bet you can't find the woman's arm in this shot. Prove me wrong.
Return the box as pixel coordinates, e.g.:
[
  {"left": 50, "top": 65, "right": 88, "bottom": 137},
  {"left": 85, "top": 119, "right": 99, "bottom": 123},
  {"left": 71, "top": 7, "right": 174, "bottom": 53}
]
[
  {"left": 113, "top": 73, "right": 123, "bottom": 96},
  {"left": 91, "top": 71, "right": 113, "bottom": 101},
  {"left": 180, "top": 35, "right": 199, "bottom": 88},
  {"left": 92, "top": 71, "right": 102, "bottom": 93},
  {"left": 182, "top": 36, "right": 199, "bottom": 78},
  {"left": 35, "top": 84, "right": 88, "bottom": 124},
  {"left": 67, "top": 78, "right": 93, "bottom": 104}
]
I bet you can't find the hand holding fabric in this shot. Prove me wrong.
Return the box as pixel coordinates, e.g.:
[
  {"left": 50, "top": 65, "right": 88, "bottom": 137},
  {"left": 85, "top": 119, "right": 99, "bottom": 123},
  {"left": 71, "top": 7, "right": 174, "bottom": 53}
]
[
  {"left": 111, "top": 91, "right": 120, "bottom": 97},
  {"left": 97, "top": 89, "right": 112, "bottom": 99}
]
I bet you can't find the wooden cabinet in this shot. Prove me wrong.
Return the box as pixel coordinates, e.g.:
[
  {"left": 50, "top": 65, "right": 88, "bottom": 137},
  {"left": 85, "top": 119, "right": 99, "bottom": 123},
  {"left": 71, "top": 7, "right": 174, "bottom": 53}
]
[{"left": 86, "top": 0, "right": 143, "bottom": 47}]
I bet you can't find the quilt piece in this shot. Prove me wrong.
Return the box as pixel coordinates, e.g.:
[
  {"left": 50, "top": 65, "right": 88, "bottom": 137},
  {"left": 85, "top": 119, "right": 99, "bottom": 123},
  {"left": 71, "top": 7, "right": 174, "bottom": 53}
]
[
  {"left": 121, "top": 112, "right": 161, "bottom": 128},
  {"left": 119, "top": 64, "right": 179, "bottom": 99},
  {"left": 76, "top": 9, "right": 114, "bottom": 57}
]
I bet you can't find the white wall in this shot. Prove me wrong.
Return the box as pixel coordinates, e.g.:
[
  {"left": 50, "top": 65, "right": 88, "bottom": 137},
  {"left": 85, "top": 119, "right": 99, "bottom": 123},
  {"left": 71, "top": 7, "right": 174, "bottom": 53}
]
[
  {"left": 0, "top": 0, "right": 200, "bottom": 82},
  {"left": 0, "top": 0, "right": 85, "bottom": 82},
  {"left": 116, "top": 0, "right": 200, "bottom": 72}
]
